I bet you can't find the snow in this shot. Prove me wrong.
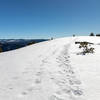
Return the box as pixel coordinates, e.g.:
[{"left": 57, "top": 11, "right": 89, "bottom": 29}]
[
  {"left": 70, "top": 36, "right": 100, "bottom": 100},
  {"left": 0, "top": 36, "right": 100, "bottom": 100}
]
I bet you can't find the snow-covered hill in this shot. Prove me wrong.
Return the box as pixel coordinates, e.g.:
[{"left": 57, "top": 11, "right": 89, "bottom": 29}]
[{"left": 0, "top": 36, "right": 100, "bottom": 100}]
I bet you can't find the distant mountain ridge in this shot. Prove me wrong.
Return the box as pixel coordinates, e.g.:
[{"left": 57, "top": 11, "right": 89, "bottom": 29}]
[{"left": 0, "top": 39, "right": 48, "bottom": 52}]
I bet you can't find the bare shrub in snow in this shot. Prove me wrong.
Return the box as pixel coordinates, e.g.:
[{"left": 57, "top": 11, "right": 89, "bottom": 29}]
[{"left": 75, "top": 41, "right": 94, "bottom": 55}]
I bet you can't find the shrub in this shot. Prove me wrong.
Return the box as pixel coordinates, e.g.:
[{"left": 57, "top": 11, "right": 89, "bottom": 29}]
[
  {"left": 75, "top": 41, "right": 94, "bottom": 55},
  {"left": 73, "top": 34, "right": 75, "bottom": 37},
  {"left": 51, "top": 37, "right": 53, "bottom": 40},
  {"left": 90, "top": 32, "right": 94, "bottom": 36},
  {"left": 96, "top": 34, "right": 100, "bottom": 36},
  {"left": 27, "top": 41, "right": 36, "bottom": 45},
  {"left": 0, "top": 47, "right": 3, "bottom": 53}
]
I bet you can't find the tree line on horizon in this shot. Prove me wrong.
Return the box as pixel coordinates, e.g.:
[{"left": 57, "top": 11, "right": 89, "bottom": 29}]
[
  {"left": 89, "top": 32, "right": 100, "bottom": 36},
  {"left": 72, "top": 32, "right": 100, "bottom": 37}
]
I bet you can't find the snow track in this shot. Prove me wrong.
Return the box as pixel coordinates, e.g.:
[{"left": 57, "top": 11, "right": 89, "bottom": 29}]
[
  {"left": 48, "top": 42, "right": 84, "bottom": 100},
  {"left": 27, "top": 38, "right": 85, "bottom": 100}
]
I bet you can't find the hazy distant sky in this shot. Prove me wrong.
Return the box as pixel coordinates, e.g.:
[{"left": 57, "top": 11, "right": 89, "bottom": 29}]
[{"left": 0, "top": 0, "right": 100, "bottom": 38}]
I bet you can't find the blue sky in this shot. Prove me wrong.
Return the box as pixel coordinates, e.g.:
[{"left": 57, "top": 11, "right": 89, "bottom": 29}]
[{"left": 0, "top": 0, "right": 100, "bottom": 39}]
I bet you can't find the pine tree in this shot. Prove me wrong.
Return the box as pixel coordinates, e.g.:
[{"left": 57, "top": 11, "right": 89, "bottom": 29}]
[{"left": 90, "top": 32, "right": 94, "bottom": 36}]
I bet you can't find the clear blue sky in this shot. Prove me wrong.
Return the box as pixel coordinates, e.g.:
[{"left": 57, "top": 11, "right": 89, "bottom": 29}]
[{"left": 0, "top": 0, "right": 100, "bottom": 39}]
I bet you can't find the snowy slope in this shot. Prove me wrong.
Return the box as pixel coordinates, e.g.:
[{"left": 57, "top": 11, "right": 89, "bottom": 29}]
[{"left": 0, "top": 36, "right": 100, "bottom": 100}]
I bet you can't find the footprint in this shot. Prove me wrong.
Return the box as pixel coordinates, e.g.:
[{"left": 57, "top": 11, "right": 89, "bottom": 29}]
[
  {"left": 21, "top": 91, "right": 28, "bottom": 95},
  {"left": 49, "top": 95, "right": 64, "bottom": 100},
  {"left": 26, "top": 87, "right": 34, "bottom": 92},
  {"left": 72, "top": 89, "right": 83, "bottom": 96},
  {"left": 35, "top": 79, "right": 41, "bottom": 84},
  {"left": 36, "top": 71, "right": 42, "bottom": 76},
  {"left": 12, "top": 76, "right": 19, "bottom": 80},
  {"left": 9, "top": 87, "right": 13, "bottom": 90}
]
